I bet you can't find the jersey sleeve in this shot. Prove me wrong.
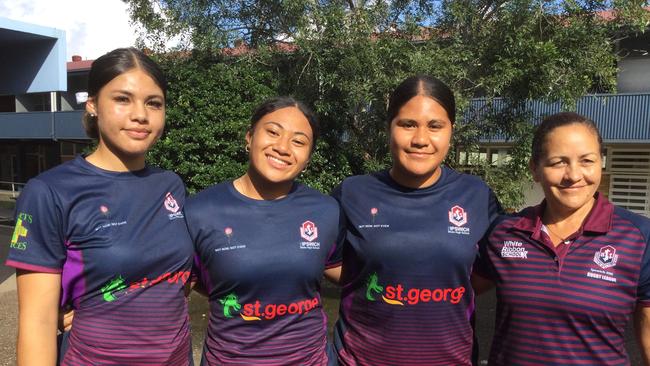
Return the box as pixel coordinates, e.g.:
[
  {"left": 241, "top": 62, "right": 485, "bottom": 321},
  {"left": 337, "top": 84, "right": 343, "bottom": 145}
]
[
  {"left": 473, "top": 187, "right": 504, "bottom": 279},
  {"left": 488, "top": 187, "right": 505, "bottom": 221},
  {"left": 5, "top": 178, "right": 66, "bottom": 273},
  {"left": 635, "top": 220, "right": 650, "bottom": 306},
  {"left": 325, "top": 204, "right": 345, "bottom": 268}
]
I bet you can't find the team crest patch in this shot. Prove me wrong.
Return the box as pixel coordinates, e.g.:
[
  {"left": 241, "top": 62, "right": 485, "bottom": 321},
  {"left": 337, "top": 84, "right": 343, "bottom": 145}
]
[
  {"left": 447, "top": 205, "right": 470, "bottom": 235},
  {"left": 164, "top": 192, "right": 180, "bottom": 213},
  {"left": 448, "top": 205, "right": 467, "bottom": 227},
  {"left": 300, "top": 221, "right": 318, "bottom": 242},
  {"left": 164, "top": 192, "right": 184, "bottom": 220},
  {"left": 593, "top": 245, "right": 618, "bottom": 269}
]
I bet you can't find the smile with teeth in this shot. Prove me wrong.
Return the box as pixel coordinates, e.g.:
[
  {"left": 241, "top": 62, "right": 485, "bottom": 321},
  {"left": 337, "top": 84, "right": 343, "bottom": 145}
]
[{"left": 266, "top": 154, "right": 290, "bottom": 168}]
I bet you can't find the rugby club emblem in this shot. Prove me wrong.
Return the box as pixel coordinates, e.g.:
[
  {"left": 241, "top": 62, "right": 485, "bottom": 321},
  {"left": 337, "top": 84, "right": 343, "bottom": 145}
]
[
  {"left": 300, "top": 221, "right": 318, "bottom": 242},
  {"left": 164, "top": 192, "right": 180, "bottom": 213},
  {"left": 593, "top": 245, "right": 618, "bottom": 269},
  {"left": 448, "top": 205, "right": 468, "bottom": 227}
]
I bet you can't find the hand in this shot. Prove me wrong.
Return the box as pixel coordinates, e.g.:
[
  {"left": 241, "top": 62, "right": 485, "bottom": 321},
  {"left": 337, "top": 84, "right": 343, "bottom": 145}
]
[{"left": 58, "top": 307, "right": 74, "bottom": 332}]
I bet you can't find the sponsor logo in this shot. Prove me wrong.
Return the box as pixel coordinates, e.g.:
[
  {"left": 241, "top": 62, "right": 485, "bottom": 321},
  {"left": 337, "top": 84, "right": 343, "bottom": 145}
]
[
  {"left": 100, "top": 205, "right": 109, "bottom": 216},
  {"left": 164, "top": 192, "right": 184, "bottom": 220},
  {"left": 224, "top": 227, "right": 233, "bottom": 244},
  {"left": 358, "top": 206, "right": 390, "bottom": 229},
  {"left": 370, "top": 207, "right": 378, "bottom": 223},
  {"left": 101, "top": 270, "right": 191, "bottom": 302},
  {"left": 219, "top": 292, "right": 320, "bottom": 321},
  {"left": 300, "top": 221, "right": 318, "bottom": 242},
  {"left": 594, "top": 245, "right": 618, "bottom": 269},
  {"left": 500, "top": 240, "right": 528, "bottom": 259},
  {"left": 214, "top": 227, "right": 247, "bottom": 252},
  {"left": 94, "top": 220, "right": 127, "bottom": 232},
  {"left": 10, "top": 212, "right": 32, "bottom": 251},
  {"left": 364, "top": 272, "right": 466, "bottom": 306}
]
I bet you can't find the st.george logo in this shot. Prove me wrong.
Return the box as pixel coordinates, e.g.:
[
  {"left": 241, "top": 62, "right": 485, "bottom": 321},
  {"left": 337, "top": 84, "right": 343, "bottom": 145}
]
[
  {"left": 300, "top": 221, "right": 318, "bottom": 242},
  {"left": 593, "top": 245, "right": 618, "bottom": 269},
  {"left": 448, "top": 205, "right": 468, "bottom": 227},
  {"left": 164, "top": 192, "right": 180, "bottom": 213}
]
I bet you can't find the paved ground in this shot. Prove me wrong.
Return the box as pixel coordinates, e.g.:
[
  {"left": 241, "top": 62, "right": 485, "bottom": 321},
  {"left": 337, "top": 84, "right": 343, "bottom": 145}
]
[{"left": 0, "top": 223, "right": 644, "bottom": 365}]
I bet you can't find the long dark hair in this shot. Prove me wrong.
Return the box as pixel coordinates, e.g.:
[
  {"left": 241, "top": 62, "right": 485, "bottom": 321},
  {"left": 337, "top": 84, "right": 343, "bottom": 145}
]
[{"left": 83, "top": 48, "right": 167, "bottom": 139}]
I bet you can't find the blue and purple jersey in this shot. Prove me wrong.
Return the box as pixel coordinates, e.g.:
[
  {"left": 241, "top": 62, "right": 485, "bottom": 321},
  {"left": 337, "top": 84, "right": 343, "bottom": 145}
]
[
  {"left": 478, "top": 193, "right": 650, "bottom": 365},
  {"left": 332, "top": 167, "right": 500, "bottom": 365},
  {"left": 6, "top": 155, "right": 194, "bottom": 365},
  {"left": 186, "top": 181, "right": 343, "bottom": 365}
]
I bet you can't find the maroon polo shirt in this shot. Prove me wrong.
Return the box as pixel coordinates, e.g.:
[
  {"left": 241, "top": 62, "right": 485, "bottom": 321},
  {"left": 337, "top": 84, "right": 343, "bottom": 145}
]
[{"left": 479, "top": 193, "right": 650, "bottom": 365}]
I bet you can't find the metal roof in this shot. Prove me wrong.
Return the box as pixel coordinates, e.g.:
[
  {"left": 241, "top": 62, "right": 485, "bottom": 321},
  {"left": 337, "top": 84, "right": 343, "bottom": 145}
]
[{"left": 469, "top": 93, "right": 650, "bottom": 143}]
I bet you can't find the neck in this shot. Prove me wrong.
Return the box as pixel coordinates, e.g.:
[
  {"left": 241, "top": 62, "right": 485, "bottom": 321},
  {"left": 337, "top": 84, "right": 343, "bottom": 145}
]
[
  {"left": 235, "top": 169, "right": 293, "bottom": 200},
  {"left": 542, "top": 196, "right": 596, "bottom": 233},
  {"left": 389, "top": 165, "right": 442, "bottom": 189},
  {"left": 85, "top": 144, "right": 145, "bottom": 172}
]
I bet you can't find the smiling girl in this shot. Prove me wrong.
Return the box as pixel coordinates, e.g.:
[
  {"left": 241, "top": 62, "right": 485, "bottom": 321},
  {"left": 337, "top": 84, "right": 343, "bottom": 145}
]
[
  {"left": 186, "top": 97, "right": 343, "bottom": 365},
  {"left": 6, "top": 48, "right": 194, "bottom": 365}
]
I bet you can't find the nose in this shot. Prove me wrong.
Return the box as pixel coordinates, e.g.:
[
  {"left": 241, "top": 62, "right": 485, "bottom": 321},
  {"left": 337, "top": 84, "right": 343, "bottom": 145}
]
[
  {"left": 130, "top": 102, "right": 148, "bottom": 123},
  {"left": 563, "top": 162, "right": 583, "bottom": 184},
  {"left": 411, "top": 126, "right": 429, "bottom": 148},
  {"left": 273, "top": 135, "right": 291, "bottom": 155}
]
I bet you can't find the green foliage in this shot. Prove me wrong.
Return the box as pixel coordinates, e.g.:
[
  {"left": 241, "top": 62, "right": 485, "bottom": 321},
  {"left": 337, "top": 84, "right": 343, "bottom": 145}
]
[
  {"left": 131, "top": 0, "right": 649, "bottom": 204},
  {"left": 147, "top": 52, "right": 278, "bottom": 193}
]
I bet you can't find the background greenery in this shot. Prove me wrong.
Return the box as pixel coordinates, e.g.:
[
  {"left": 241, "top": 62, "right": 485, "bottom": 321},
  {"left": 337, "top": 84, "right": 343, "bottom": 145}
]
[{"left": 129, "top": 0, "right": 649, "bottom": 208}]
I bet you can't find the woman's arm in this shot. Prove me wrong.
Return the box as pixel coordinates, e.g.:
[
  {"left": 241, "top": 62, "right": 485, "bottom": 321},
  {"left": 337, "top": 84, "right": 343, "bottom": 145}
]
[
  {"left": 324, "top": 266, "right": 342, "bottom": 285},
  {"left": 16, "top": 270, "right": 61, "bottom": 366},
  {"left": 635, "top": 305, "right": 650, "bottom": 366},
  {"left": 471, "top": 273, "right": 495, "bottom": 296}
]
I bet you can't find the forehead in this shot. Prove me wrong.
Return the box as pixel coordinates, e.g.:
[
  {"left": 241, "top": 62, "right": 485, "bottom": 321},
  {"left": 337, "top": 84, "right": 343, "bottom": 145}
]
[
  {"left": 543, "top": 123, "right": 600, "bottom": 153},
  {"left": 257, "top": 106, "right": 313, "bottom": 136},
  {"left": 394, "top": 95, "right": 450, "bottom": 122},
  {"left": 103, "top": 69, "right": 162, "bottom": 94}
]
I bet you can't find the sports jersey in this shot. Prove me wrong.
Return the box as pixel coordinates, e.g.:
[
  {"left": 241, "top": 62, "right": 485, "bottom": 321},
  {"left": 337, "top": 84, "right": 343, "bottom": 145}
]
[
  {"left": 478, "top": 193, "right": 650, "bottom": 365},
  {"left": 186, "top": 181, "right": 343, "bottom": 365},
  {"left": 332, "top": 167, "right": 500, "bottom": 365},
  {"left": 6, "top": 155, "right": 194, "bottom": 365}
]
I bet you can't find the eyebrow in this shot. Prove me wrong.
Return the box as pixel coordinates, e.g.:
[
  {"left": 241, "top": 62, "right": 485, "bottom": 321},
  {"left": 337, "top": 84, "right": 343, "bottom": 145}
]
[
  {"left": 264, "top": 121, "right": 311, "bottom": 140},
  {"left": 397, "top": 118, "right": 448, "bottom": 124},
  {"left": 111, "top": 90, "right": 164, "bottom": 99}
]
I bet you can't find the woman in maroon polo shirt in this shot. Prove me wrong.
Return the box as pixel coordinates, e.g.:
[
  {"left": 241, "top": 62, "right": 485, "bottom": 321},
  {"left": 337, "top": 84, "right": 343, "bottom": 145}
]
[{"left": 475, "top": 112, "right": 650, "bottom": 365}]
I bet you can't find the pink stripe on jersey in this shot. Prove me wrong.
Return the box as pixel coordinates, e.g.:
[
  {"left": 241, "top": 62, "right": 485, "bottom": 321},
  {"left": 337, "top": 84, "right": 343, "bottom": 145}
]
[
  {"left": 5, "top": 260, "right": 61, "bottom": 273},
  {"left": 61, "top": 284, "right": 191, "bottom": 365}
]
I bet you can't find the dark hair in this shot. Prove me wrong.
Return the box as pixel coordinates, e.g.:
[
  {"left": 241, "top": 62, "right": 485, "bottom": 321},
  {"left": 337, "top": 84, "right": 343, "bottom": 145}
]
[
  {"left": 531, "top": 112, "right": 604, "bottom": 165},
  {"left": 83, "top": 47, "right": 168, "bottom": 139},
  {"left": 386, "top": 75, "right": 456, "bottom": 126},
  {"left": 249, "top": 96, "right": 320, "bottom": 151}
]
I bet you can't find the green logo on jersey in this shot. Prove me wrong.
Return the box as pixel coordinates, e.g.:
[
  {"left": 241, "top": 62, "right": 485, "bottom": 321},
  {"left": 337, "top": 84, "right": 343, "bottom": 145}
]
[
  {"left": 101, "top": 275, "right": 127, "bottom": 302},
  {"left": 219, "top": 293, "right": 242, "bottom": 318},
  {"left": 10, "top": 213, "right": 32, "bottom": 251},
  {"left": 365, "top": 272, "right": 384, "bottom": 301}
]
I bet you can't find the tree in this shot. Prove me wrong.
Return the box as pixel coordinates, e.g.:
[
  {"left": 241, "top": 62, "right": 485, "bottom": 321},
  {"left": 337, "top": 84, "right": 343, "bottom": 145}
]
[{"left": 131, "top": 0, "right": 650, "bottom": 208}]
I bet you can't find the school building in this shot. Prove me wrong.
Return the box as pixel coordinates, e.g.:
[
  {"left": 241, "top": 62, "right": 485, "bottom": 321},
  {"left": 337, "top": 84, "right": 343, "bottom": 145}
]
[{"left": 0, "top": 17, "right": 90, "bottom": 192}]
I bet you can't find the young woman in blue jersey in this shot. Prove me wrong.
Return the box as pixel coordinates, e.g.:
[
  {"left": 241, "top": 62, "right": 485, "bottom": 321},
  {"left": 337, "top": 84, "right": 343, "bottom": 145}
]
[
  {"left": 332, "top": 75, "right": 501, "bottom": 365},
  {"left": 186, "top": 97, "right": 343, "bottom": 365},
  {"left": 6, "top": 48, "right": 194, "bottom": 365},
  {"left": 475, "top": 112, "right": 650, "bottom": 365}
]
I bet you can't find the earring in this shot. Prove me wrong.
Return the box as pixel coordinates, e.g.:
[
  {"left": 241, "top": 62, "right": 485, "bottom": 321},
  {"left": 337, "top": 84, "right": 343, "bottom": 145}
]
[
  {"left": 245, "top": 145, "right": 250, "bottom": 153},
  {"left": 89, "top": 113, "right": 96, "bottom": 117}
]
